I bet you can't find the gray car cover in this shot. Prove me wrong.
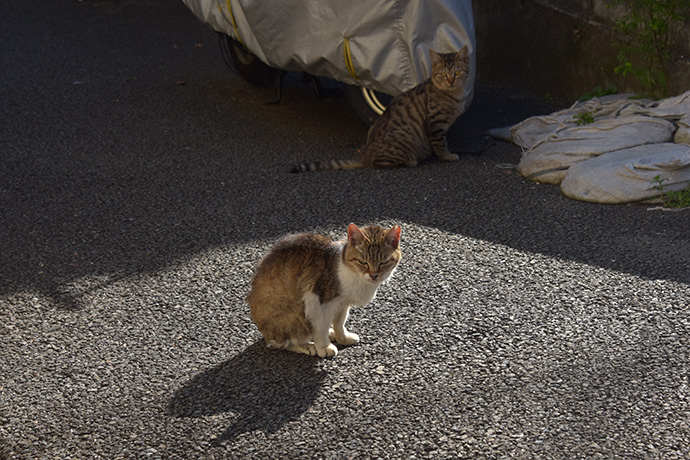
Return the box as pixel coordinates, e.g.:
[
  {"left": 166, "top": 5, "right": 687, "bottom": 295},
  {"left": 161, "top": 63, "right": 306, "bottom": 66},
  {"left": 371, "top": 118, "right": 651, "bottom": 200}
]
[{"left": 181, "top": 0, "right": 475, "bottom": 104}]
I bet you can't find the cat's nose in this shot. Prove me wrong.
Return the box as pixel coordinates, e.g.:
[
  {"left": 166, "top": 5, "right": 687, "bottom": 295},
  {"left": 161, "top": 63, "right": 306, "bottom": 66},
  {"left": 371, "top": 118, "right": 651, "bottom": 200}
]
[
  {"left": 447, "top": 76, "right": 455, "bottom": 85},
  {"left": 369, "top": 273, "right": 380, "bottom": 280}
]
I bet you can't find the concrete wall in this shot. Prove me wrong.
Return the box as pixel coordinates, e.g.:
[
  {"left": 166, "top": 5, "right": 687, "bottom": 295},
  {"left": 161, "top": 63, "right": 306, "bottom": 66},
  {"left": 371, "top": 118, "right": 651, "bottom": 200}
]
[{"left": 473, "top": 0, "right": 690, "bottom": 103}]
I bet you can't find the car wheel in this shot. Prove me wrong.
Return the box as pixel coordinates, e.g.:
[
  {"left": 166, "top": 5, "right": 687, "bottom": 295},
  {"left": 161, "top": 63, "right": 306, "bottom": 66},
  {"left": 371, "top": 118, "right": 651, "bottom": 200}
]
[
  {"left": 344, "top": 85, "right": 393, "bottom": 126},
  {"left": 221, "top": 35, "right": 277, "bottom": 87}
]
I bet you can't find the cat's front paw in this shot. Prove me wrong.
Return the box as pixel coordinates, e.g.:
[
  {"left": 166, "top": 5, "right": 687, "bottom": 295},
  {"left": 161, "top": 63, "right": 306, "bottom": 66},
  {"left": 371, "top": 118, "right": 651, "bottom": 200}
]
[
  {"left": 317, "top": 343, "right": 338, "bottom": 358},
  {"left": 329, "top": 329, "right": 360, "bottom": 346},
  {"left": 337, "top": 332, "right": 360, "bottom": 346},
  {"left": 442, "top": 153, "right": 459, "bottom": 162}
]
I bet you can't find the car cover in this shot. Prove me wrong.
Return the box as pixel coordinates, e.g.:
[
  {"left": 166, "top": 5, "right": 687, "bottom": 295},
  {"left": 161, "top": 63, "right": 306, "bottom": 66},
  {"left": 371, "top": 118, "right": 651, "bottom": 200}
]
[{"left": 181, "top": 0, "right": 475, "bottom": 105}]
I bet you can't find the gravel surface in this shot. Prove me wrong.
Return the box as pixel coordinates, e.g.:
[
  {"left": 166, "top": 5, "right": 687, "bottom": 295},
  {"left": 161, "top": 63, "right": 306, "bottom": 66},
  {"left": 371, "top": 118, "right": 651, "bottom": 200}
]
[{"left": 2, "top": 1, "right": 689, "bottom": 459}]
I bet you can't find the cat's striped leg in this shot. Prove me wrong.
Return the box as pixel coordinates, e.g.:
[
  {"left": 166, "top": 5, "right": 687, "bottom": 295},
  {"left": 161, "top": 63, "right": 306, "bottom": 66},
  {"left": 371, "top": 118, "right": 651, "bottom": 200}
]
[{"left": 429, "top": 124, "right": 459, "bottom": 162}]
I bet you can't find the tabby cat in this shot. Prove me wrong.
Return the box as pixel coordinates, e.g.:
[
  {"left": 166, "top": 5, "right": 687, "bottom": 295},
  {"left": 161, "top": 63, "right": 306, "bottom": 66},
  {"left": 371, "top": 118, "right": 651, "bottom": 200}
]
[
  {"left": 291, "top": 46, "right": 469, "bottom": 172},
  {"left": 247, "top": 223, "right": 402, "bottom": 357}
]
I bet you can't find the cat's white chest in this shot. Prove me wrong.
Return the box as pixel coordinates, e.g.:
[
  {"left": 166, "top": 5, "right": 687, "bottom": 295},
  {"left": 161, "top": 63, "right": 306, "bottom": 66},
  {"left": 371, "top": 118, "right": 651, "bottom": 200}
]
[{"left": 337, "top": 262, "right": 380, "bottom": 307}]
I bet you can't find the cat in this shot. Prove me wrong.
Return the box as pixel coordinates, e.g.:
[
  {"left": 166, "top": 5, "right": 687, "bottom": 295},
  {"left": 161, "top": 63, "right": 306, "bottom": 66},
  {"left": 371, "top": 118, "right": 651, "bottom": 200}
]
[
  {"left": 247, "top": 223, "right": 402, "bottom": 357},
  {"left": 290, "top": 46, "right": 470, "bottom": 173}
]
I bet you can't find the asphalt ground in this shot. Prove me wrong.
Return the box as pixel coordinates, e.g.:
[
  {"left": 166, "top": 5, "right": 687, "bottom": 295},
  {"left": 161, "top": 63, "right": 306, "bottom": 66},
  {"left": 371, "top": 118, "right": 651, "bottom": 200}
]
[{"left": 1, "top": 1, "right": 689, "bottom": 459}]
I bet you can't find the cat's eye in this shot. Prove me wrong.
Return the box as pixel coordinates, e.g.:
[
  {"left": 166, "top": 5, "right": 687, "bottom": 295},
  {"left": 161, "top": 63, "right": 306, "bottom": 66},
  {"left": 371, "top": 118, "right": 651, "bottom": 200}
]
[
  {"left": 357, "top": 260, "right": 368, "bottom": 266},
  {"left": 454, "top": 70, "right": 462, "bottom": 75},
  {"left": 379, "top": 260, "right": 390, "bottom": 266}
]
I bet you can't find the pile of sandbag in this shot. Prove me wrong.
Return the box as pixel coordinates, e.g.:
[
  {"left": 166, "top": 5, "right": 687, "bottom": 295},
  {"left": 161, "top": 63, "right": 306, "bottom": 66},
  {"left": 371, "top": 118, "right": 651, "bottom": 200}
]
[{"left": 510, "top": 91, "right": 690, "bottom": 204}]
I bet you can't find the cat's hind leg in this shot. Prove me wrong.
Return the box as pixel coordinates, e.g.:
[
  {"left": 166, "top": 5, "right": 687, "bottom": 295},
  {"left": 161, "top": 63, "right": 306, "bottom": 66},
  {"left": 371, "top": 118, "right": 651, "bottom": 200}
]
[
  {"left": 251, "top": 300, "right": 316, "bottom": 355},
  {"left": 265, "top": 337, "right": 317, "bottom": 356},
  {"left": 279, "top": 340, "right": 318, "bottom": 356},
  {"left": 371, "top": 157, "right": 418, "bottom": 169},
  {"left": 371, "top": 154, "right": 417, "bottom": 169},
  {"left": 438, "top": 152, "right": 459, "bottom": 162}
]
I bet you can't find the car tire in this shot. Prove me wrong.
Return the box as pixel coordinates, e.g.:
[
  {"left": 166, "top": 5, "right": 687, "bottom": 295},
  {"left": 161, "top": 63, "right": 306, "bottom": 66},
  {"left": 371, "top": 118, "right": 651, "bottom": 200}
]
[
  {"left": 344, "top": 85, "right": 393, "bottom": 126},
  {"left": 223, "top": 36, "right": 277, "bottom": 87}
]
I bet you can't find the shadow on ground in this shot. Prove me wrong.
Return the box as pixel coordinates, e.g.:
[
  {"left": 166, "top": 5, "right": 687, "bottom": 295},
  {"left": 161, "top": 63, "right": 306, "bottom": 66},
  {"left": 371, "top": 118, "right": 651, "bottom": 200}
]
[{"left": 168, "top": 341, "right": 326, "bottom": 443}]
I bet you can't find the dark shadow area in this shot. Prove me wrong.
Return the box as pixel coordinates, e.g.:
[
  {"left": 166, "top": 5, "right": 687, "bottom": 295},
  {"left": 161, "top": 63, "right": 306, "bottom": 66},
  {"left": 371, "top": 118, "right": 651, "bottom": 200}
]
[
  {"left": 1, "top": 0, "right": 688, "bottom": 313},
  {"left": 168, "top": 341, "right": 326, "bottom": 443}
]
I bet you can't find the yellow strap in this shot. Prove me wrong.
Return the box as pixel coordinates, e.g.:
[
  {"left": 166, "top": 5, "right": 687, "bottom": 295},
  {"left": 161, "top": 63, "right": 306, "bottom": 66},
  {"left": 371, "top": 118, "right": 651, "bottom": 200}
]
[
  {"left": 343, "top": 37, "right": 360, "bottom": 80},
  {"left": 221, "top": 0, "right": 244, "bottom": 46}
]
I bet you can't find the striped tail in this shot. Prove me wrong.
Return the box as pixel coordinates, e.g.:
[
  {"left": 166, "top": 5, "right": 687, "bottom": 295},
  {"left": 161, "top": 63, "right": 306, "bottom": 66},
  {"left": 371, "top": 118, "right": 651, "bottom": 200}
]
[{"left": 290, "top": 159, "right": 365, "bottom": 173}]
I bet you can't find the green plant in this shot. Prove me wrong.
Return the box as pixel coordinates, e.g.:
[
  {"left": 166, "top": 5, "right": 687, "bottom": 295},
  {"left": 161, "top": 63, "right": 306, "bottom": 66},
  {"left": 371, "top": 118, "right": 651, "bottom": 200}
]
[
  {"left": 573, "top": 110, "right": 597, "bottom": 126},
  {"left": 577, "top": 85, "right": 618, "bottom": 102},
  {"left": 651, "top": 174, "right": 690, "bottom": 207},
  {"left": 609, "top": 0, "right": 690, "bottom": 98}
]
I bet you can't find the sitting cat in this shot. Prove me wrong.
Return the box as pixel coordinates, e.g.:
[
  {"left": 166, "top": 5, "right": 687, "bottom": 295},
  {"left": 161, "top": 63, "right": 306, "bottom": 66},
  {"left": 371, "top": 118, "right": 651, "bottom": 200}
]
[
  {"left": 291, "top": 46, "right": 470, "bottom": 172},
  {"left": 247, "top": 223, "right": 402, "bottom": 357}
]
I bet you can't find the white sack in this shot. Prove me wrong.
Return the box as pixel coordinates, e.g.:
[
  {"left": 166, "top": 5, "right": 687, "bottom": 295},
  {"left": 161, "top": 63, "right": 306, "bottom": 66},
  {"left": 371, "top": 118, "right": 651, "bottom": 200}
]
[
  {"left": 560, "top": 144, "right": 690, "bottom": 204},
  {"left": 511, "top": 95, "right": 649, "bottom": 150},
  {"left": 675, "top": 115, "right": 690, "bottom": 144},
  {"left": 512, "top": 91, "right": 690, "bottom": 195},
  {"left": 512, "top": 92, "right": 690, "bottom": 151},
  {"left": 515, "top": 116, "right": 676, "bottom": 184}
]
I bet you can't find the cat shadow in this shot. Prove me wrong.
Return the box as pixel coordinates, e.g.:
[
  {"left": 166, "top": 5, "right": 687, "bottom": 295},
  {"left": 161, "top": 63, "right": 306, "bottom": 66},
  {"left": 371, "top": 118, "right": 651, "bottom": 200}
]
[{"left": 168, "top": 340, "right": 326, "bottom": 443}]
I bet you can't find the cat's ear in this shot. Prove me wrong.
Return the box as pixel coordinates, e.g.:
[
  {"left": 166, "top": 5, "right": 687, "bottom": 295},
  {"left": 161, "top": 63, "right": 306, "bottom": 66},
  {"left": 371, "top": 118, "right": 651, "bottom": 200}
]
[
  {"left": 385, "top": 225, "right": 401, "bottom": 250},
  {"left": 348, "top": 223, "right": 366, "bottom": 247},
  {"left": 457, "top": 45, "right": 469, "bottom": 61},
  {"left": 429, "top": 49, "right": 443, "bottom": 67}
]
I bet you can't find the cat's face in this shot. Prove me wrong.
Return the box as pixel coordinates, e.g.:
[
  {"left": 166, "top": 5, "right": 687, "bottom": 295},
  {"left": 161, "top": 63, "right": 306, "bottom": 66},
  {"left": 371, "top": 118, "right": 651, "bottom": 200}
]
[
  {"left": 430, "top": 46, "right": 469, "bottom": 91},
  {"left": 344, "top": 223, "right": 401, "bottom": 284}
]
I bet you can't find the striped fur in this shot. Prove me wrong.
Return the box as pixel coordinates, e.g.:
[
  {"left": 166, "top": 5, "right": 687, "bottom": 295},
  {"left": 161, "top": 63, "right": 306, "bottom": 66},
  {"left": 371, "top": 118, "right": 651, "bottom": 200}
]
[
  {"left": 290, "top": 46, "right": 470, "bottom": 173},
  {"left": 290, "top": 159, "right": 364, "bottom": 173}
]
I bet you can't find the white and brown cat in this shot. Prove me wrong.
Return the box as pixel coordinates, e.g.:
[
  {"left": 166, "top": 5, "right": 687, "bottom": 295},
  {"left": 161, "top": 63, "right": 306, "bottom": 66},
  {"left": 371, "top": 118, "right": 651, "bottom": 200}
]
[{"left": 247, "top": 223, "right": 402, "bottom": 357}]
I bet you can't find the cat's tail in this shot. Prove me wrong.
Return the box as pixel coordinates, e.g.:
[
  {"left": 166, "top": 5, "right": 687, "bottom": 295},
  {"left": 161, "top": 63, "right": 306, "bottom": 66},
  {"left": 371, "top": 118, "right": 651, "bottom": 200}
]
[{"left": 290, "top": 159, "right": 365, "bottom": 173}]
